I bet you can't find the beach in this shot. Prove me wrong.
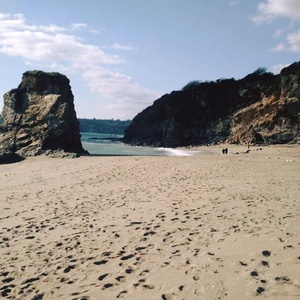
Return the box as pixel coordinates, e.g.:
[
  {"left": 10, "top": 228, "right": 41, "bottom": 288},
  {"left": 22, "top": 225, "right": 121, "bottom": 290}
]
[{"left": 0, "top": 145, "right": 299, "bottom": 300}]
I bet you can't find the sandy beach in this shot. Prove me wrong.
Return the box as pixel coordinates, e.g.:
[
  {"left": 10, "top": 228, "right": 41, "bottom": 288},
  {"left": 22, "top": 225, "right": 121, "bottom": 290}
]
[{"left": 0, "top": 145, "right": 299, "bottom": 300}]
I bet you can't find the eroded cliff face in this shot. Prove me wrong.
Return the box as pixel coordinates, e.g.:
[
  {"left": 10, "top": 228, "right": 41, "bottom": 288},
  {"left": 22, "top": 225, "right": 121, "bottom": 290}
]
[
  {"left": 0, "top": 71, "right": 87, "bottom": 162},
  {"left": 124, "top": 62, "right": 300, "bottom": 147},
  {"left": 227, "top": 63, "right": 300, "bottom": 144}
]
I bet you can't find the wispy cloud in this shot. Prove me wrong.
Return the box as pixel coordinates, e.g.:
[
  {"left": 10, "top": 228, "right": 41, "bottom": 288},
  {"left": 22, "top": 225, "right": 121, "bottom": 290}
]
[
  {"left": 228, "top": 0, "right": 239, "bottom": 7},
  {"left": 71, "top": 23, "right": 88, "bottom": 31},
  {"left": 70, "top": 22, "right": 105, "bottom": 34},
  {"left": 111, "top": 43, "right": 135, "bottom": 51},
  {"left": 252, "top": 0, "right": 300, "bottom": 54},
  {"left": 0, "top": 12, "right": 160, "bottom": 119}
]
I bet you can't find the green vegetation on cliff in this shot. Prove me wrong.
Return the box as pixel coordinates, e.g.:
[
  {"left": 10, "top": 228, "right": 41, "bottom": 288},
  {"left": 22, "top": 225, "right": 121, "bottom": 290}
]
[{"left": 79, "top": 118, "right": 130, "bottom": 135}]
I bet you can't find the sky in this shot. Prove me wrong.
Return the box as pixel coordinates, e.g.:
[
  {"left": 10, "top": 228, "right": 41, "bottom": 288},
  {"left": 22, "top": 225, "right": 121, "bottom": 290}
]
[{"left": 0, "top": 0, "right": 299, "bottom": 120}]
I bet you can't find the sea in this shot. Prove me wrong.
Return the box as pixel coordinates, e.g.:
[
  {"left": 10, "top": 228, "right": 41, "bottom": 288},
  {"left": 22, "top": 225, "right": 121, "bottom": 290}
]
[{"left": 81, "top": 132, "right": 202, "bottom": 156}]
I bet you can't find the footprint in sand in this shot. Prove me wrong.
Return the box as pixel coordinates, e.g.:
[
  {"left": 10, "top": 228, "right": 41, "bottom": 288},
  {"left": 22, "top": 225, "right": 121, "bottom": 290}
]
[
  {"left": 261, "top": 260, "right": 269, "bottom": 267},
  {"left": 193, "top": 275, "right": 200, "bottom": 281},
  {"left": 256, "top": 287, "right": 265, "bottom": 294},
  {"left": 135, "top": 246, "right": 147, "bottom": 251},
  {"left": 117, "top": 290, "right": 127, "bottom": 298},
  {"left": 162, "top": 293, "right": 173, "bottom": 300},
  {"left": 262, "top": 250, "right": 271, "bottom": 257},
  {"left": 125, "top": 268, "right": 133, "bottom": 274},
  {"left": 102, "top": 283, "right": 114, "bottom": 290},
  {"left": 139, "top": 269, "right": 149, "bottom": 276},
  {"left": 250, "top": 271, "right": 259, "bottom": 277},
  {"left": 116, "top": 276, "right": 126, "bottom": 282},
  {"left": 63, "top": 265, "right": 75, "bottom": 273},
  {"left": 2, "top": 277, "right": 14, "bottom": 283},
  {"left": 274, "top": 276, "right": 290, "bottom": 283},
  {"left": 98, "top": 273, "right": 109, "bottom": 281},
  {"left": 120, "top": 254, "right": 135, "bottom": 261},
  {"left": 94, "top": 259, "right": 108, "bottom": 265},
  {"left": 143, "top": 231, "right": 156, "bottom": 237},
  {"left": 142, "top": 284, "right": 155, "bottom": 289}
]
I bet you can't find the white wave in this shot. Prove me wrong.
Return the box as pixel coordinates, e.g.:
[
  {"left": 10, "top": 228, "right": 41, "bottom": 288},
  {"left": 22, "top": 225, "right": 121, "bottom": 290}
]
[{"left": 157, "top": 148, "right": 193, "bottom": 156}]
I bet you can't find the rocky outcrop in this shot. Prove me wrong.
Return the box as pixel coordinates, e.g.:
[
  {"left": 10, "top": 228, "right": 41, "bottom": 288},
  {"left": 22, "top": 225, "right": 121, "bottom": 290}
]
[
  {"left": 227, "top": 63, "right": 300, "bottom": 144},
  {"left": 0, "top": 71, "right": 87, "bottom": 163},
  {"left": 123, "top": 62, "right": 300, "bottom": 147}
]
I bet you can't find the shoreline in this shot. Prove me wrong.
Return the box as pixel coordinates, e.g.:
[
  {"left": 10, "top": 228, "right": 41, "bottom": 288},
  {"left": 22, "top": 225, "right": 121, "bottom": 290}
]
[
  {"left": 82, "top": 132, "right": 299, "bottom": 157},
  {"left": 0, "top": 145, "right": 299, "bottom": 299}
]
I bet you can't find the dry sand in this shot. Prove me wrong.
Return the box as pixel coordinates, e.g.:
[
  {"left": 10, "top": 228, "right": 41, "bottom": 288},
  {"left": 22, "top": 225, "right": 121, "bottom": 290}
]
[{"left": 0, "top": 145, "right": 299, "bottom": 300}]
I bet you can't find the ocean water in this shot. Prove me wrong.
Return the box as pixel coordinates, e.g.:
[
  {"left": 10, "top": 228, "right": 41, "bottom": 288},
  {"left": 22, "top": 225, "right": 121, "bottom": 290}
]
[{"left": 81, "top": 132, "right": 201, "bottom": 156}]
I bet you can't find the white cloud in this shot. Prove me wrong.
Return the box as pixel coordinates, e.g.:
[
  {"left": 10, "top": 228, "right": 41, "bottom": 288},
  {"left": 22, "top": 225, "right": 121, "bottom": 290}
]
[
  {"left": 82, "top": 68, "right": 159, "bottom": 106},
  {"left": 0, "top": 12, "right": 160, "bottom": 119},
  {"left": 287, "top": 29, "right": 300, "bottom": 52},
  {"left": 271, "top": 63, "right": 289, "bottom": 73},
  {"left": 269, "top": 42, "right": 286, "bottom": 51},
  {"left": 253, "top": 0, "right": 300, "bottom": 24},
  {"left": 272, "top": 29, "right": 300, "bottom": 54},
  {"left": 0, "top": 13, "right": 122, "bottom": 65},
  {"left": 253, "top": 1, "right": 300, "bottom": 54},
  {"left": 0, "top": 13, "right": 35, "bottom": 31},
  {"left": 39, "top": 25, "right": 65, "bottom": 33}
]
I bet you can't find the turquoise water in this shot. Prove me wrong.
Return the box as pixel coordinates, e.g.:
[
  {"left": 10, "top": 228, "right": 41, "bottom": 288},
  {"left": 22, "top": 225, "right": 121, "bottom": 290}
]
[{"left": 81, "top": 132, "right": 201, "bottom": 156}]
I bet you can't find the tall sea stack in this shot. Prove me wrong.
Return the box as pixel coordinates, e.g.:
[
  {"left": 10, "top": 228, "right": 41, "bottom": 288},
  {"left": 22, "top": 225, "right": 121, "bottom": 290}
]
[{"left": 0, "top": 70, "right": 87, "bottom": 163}]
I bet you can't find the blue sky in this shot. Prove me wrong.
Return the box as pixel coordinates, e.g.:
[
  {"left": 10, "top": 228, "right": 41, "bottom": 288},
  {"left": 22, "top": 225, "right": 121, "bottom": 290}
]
[{"left": 0, "top": 0, "right": 299, "bottom": 120}]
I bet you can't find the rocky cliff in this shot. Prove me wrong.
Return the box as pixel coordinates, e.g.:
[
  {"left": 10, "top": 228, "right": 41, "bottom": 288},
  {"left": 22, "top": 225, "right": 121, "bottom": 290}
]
[
  {"left": 0, "top": 71, "right": 87, "bottom": 163},
  {"left": 123, "top": 62, "right": 300, "bottom": 147}
]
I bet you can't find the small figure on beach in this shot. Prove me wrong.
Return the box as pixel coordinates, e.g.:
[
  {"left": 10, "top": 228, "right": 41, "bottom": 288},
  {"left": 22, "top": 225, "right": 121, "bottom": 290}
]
[
  {"left": 244, "top": 144, "right": 251, "bottom": 154},
  {"left": 222, "top": 148, "right": 228, "bottom": 154}
]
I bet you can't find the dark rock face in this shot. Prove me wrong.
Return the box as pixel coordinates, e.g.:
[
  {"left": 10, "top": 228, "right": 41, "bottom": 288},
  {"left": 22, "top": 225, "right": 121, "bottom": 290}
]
[
  {"left": 123, "top": 62, "right": 300, "bottom": 146},
  {"left": 0, "top": 152, "right": 24, "bottom": 164},
  {"left": 0, "top": 71, "right": 87, "bottom": 162}
]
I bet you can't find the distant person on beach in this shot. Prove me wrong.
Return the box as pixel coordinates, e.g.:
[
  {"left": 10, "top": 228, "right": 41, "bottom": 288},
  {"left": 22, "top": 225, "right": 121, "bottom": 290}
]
[{"left": 222, "top": 148, "right": 228, "bottom": 154}]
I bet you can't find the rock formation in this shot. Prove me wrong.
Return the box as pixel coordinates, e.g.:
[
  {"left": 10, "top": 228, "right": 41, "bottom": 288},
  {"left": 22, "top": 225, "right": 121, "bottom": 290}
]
[
  {"left": 123, "top": 62, "right": 300, "bottom": 147},
  {"left": 0, "top": 71, "right": 87, "bottom": 163}
]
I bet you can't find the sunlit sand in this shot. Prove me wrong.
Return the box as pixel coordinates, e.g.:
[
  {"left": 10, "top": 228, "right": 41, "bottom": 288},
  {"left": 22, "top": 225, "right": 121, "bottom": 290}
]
[{"left": 0, "top": 145, "right": 299, "bottom": 299}]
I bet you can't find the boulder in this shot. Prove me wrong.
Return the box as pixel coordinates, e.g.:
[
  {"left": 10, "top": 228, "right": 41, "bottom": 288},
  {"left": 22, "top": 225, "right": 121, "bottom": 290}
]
[{"left": 0, "top": 70, "right": 87, "bottom": 163}]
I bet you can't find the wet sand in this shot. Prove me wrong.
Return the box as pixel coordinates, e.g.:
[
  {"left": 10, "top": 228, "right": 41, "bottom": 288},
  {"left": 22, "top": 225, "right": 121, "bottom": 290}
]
[{"left": 0, "top": 145, "right": 299, "bottom": 299}]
